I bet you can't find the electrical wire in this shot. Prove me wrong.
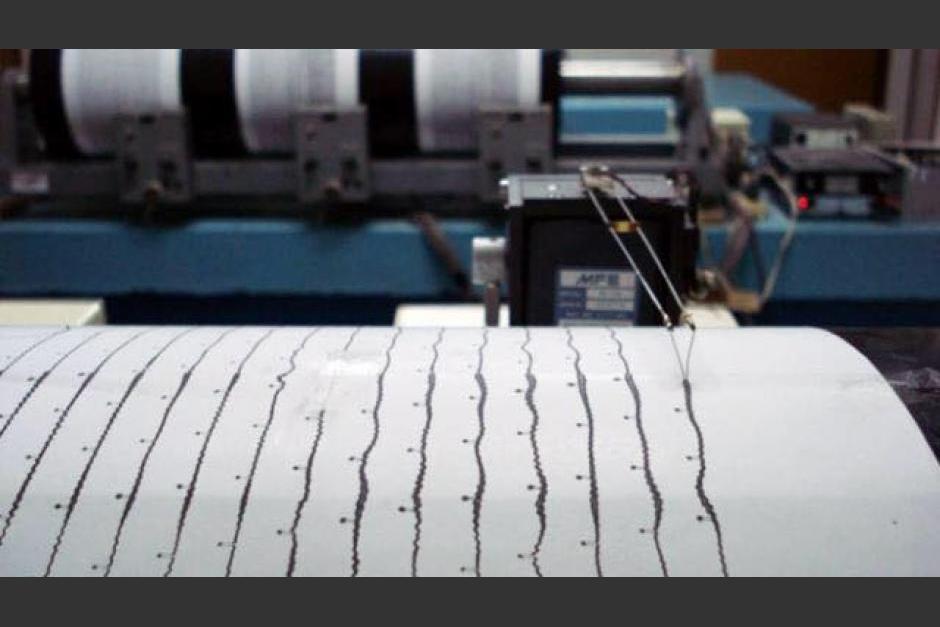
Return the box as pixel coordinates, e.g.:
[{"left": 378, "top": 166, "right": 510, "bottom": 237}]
[{"left": 757, "top": 170, "right": 800, "bottom": 306}]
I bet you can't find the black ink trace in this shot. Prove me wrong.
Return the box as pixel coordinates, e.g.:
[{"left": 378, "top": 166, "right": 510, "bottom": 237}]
[
  {"left": 224, "top": 328, "right": 321, "bottom": 577},
  {"left": 521, "top": 328, "right": 548, "bottom": 577},
  {"left": 286, "top": 327, "right": 359, "bottom": 577},
  {"left": 0, "top": 327, "right": 69, "bottom": 378},
  {"left": 104, "top": 327, "right": 236, "bottom": 576},
  {"left": 410, "top": 328, "right": 443, "bottom": 577},
  {"left": 0, "top": 330, "right": 148, "bottom": 548},
  {"left": 43, "top": 328, "right": 188, "bottom": 576},
  {"left": 470, "top": 329, "right": 489, "bottom": 577},
  {"left": 609, "top": 328, "right": 669, "bottom": 576},
  {"left": 682, "top": 378, "right": 729, "bottom": 577},
  {"left": 566, "top": 327, "right": 603, "bottom": 577},
  {"left": 162, "top": 329, "right": 273, "bottom": 577},
  {"left": 351, "top": 328, "right": 401, "bottom": 577},
  {"left": 0, "top": 330, "right": 103, "bottom": 446}
]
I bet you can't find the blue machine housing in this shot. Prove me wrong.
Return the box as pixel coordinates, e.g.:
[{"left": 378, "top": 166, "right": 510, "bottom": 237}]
[{"left": 0, "top": 73, "right": 936, "bottom": 326}]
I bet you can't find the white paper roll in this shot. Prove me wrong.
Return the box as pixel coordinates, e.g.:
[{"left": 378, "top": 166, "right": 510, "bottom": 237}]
[
  {"left": 48, "top": 49, "right": 545, "bottom": 157},
  {"left": 234, "top": 49, "right": 359, "bottom": 153},
  {"left": 61, "top": 49, "right": 181, "bottom": 155},
  {"left": 414, "top": 49, "right": 542, "bottom": 153},
  {"left": 0, "top": 326, "right": 937, "bottom": 576}
]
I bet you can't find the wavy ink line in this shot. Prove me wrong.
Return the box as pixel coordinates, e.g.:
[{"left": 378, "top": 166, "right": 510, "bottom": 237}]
[
  {"left": 343, "top": 327, "right": 361, "bottom": 352},
  {"left": 0, "top": 327, "right": 69, "bottom": 378},
  {"left": 609, "top": 328, "right": 668, "bottom": 576},
  {"left": 286, "top": 327, "right": 360, "bottom": 577},
  {"left": 410, "top": 328, "right": 444, "bottom": 577},
  {"left": 0, "top": 330, "right": 147, "bottom": 547},
  {"left": 351, "top": 327, "right": 402, "bottom": 577},
  {"left": 470, "top": 329, "right": 489, "bottom": 577},
  {"left": 43, "top": 328, "right": 189, "bottom": 576},
  {"left": 162, "top": 329, "right": 274, "bottom": 577},
  {"left": 682, "top": 378, "right": 729, "bottom": 577},
  {"left": 0, "top": 330, "right": 104, "bottom": 446},
  {"left": 103, "top": 327, "right": 237, "bottom": 576},
  {"left": 286, "top": 410, "right": 325, "bottom": 577},
  {"left": 566, "top": 327, "right": 603, "bottom": 578},
  {"left": 224, "top": 328, "right": 322, "bottom": 577},
  {"left": 521, "top": 328, "right": 547, "bottom": 577}
]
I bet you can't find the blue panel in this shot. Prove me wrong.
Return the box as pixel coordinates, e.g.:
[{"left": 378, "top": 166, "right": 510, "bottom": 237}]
[
  {"left": 560, "top": 96, "right": 671, "bottom": 137},
  {"left": 702, "top": 73, "right": 812, "bottom": 144},
  {"left": 704, "top": 208, "right": 940, "bottom": 301},
  {"left": 557, "top": 72, "right": 812, "bottom": 145},
  {"left": 3, "top": 211, "right": 937, "bottom": 304},
  {"left": 0, "top": 218, "right": 504, "bottom": 298}
]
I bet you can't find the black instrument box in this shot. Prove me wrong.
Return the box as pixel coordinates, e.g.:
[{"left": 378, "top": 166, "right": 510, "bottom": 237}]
[{"left": 506, "top": 173, "right": 697, "bottom": 326}]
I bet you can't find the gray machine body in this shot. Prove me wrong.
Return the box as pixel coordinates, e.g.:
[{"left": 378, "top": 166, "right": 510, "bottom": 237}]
[{"left": 0, "top": 52, "right": 712, "bottom": 207}]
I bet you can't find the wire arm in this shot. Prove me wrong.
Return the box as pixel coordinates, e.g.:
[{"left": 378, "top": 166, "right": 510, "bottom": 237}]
[
  {"left": 580, "top": 180, "right": 673, "bottom": 328},
  {"left": 605, "top": 171, "right": 695, "bottom": 330},
  {"left": 580, "top": 166, "right": 697, "bottom": 381}
]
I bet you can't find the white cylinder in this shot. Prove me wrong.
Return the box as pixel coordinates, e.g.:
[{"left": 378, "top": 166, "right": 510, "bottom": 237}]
[
  {"left": 234, "top": 49, "right": 359, "bottom": 153},
  {"left": 60, "top": 49, "right": 181, "bottom": 155},
  {"left": 414, "top": 49, "right": 542, "bottom": 152},
  {"left": 1, "top": 326, "right": 939, "bottom": 576},
  {"left": 45, "top": 49, "right": 544, "bottom": 158}
]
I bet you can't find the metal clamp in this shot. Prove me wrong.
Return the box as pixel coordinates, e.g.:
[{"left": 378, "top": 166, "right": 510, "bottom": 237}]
[
  {"left": 117, "top": 111, "right": 193, "bottom": 204},
  {"left": 472, "top": 236, "right": 507, "bottom": 327},
  {"left": 294, "top": 106, "right": 370, "bottom": 203},
  {"left": 477, "top": 105, "right": 554, "bottom": 203}
]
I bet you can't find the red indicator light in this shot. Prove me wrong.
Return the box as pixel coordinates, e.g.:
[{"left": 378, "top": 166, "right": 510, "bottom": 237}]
[{"left": 797, "top": 195, "right": 810, "bottom": 212}]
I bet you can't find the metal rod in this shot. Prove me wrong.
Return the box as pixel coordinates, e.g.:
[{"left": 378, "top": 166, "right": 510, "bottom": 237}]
[
  {"left": 611, "top": 192, "right": 687, "bottom": 315},
  {"left": 581, "top": 183, "right": 672, "bottom": 327},
  {"left": 606, "top": 173, "right": 693, "bottom": 328}
]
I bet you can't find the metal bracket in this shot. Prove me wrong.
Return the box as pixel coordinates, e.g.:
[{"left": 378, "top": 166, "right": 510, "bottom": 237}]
[
  {"left": 477, "top": 105, "right": 554, "bottom": 203},
  {"left": 294, "top": 106, "right": 370, "bottom": 203},
  {"left": 116, "top": 111, "right": 193, "bottom": 204},
  {"left": 472, "top": 236, "right": 507, "bottom": 327}
]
